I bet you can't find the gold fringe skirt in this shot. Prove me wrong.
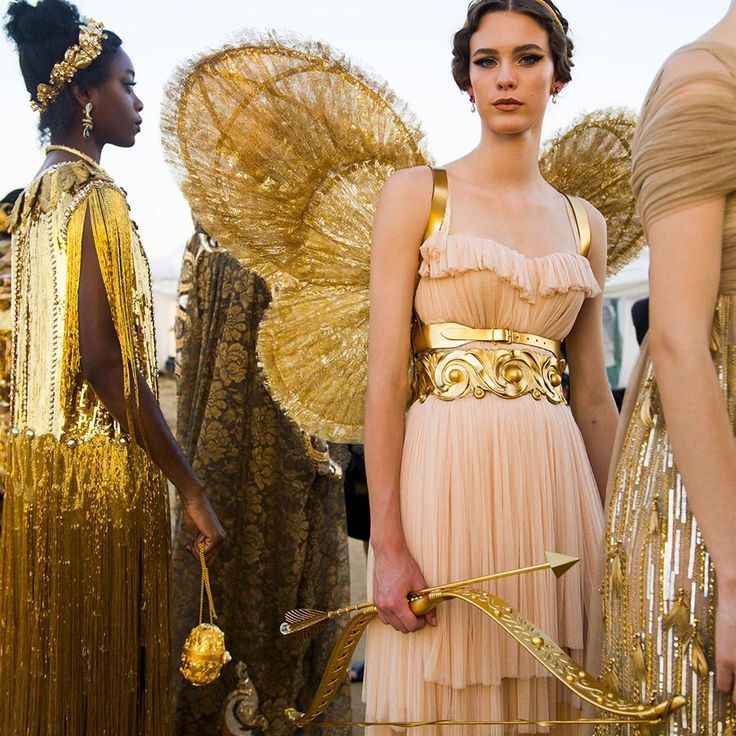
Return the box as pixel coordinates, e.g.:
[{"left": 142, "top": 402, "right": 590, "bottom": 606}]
[{"left": 0, "top": 433, "right": 172, "bottom": 736}]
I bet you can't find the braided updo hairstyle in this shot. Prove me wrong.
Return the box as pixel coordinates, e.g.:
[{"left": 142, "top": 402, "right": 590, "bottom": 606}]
[
  {"left": 4, "top": 0, "right": 122, "bottom": 139},
  {"left": 451, "top": 0, "right": 574, "bottom": 91}
]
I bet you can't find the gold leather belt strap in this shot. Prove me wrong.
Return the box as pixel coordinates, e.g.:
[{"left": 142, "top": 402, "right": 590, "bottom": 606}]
[
  {"left": 413, "top": 321, "right": 562, "bottom": 360},
  {"left": 413, "top": 348, "right": 567, "bottom": 405}
]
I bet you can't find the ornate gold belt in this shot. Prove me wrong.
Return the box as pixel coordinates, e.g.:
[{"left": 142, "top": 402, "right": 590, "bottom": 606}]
[
  {"left": 413, "top": 321, "right": 562, "bottom": 358},
  {"left": 412, "top": 322, "right": 566, "bottom": 405}
]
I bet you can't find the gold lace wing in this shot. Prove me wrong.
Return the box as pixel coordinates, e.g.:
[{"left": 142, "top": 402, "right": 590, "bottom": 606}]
[
  {"left": 540, "top": 108, "right": 644, "bottom": 277},
  {"left": 161, "top": 33, "right": 428, "bottom": 442}
]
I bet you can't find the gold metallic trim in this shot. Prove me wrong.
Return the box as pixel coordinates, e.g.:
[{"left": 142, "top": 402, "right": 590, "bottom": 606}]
[
  {"left": 565, "top": 195, "right": 592, "bottom": 259},
  {"left": 422, "top": 167, "right": 448, "bottom": 243},
  {"left": 413, "top": 347, "right": 566, "bottom": 405},
  {"left": 529, "top": 0, "right": 565, "bottom": 31},
  {"left": 413, "top": 321, "right": 562, "bottom": 359}
]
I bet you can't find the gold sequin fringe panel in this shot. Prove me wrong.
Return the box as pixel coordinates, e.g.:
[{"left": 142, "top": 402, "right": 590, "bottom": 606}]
[{"left": 0, "top": 433, "right": 172, "bottom": 735}]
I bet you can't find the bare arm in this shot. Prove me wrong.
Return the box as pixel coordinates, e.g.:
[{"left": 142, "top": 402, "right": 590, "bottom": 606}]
[
  {"left": 566, "top": 204, "right": 619, "bottom": 504},
  {"left": 647, "top": 195, "right": 736, "bottom": 697},
  {"left": 78, "top": 208, "right": 224, "bottom": 562},
  {"left": 365, "top": 166, "right": 436, "bottom": 632}
]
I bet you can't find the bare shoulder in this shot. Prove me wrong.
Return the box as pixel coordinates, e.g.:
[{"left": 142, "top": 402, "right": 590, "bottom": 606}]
[
  {"left": 374, "top": 166, "right": 435, "bottom": 244},
  {"left": 380, "top": 165, "right": 433, "bottom": 203},
  {"left": 663, "top": 46, "right": 731, "bottom": 82}
]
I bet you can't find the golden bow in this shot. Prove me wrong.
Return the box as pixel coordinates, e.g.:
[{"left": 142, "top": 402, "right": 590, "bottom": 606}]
[{"left": 281, "top": 554, "right": 686, "bottom": 731}]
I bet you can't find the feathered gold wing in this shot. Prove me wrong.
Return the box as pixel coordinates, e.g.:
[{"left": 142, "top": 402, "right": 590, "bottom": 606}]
[
  {"left": 162, "top": 32, "right": 429, "bottom": 441},
  {"left": 540, "top": 108, "right": 645, "bottom": 277}
]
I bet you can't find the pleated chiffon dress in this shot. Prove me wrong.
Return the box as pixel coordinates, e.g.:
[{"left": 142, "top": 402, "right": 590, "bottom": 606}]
[{"left": 363, "top": 187, "right": 605, "bottom": 735}]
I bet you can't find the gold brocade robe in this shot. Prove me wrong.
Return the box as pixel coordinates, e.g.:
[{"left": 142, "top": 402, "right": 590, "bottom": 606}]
[
  {"left": 172, "top": 233, "right": 351, "bottom": 735},
  {"left": 0, "top": 162, "right": 172, "bottom": 735}
]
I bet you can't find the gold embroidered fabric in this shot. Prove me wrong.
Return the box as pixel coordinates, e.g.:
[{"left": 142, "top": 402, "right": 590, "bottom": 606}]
[
  {"left": 597, "top": 42, "right": 736, "bottom": 735},
  {"left": 172, "top": 233, "right": 350, "bottom": 735},
  {"left": 0, "top": 223, "right": 11, "bottom": 515},
  {"left": 0, "top": 162, "right": 172, "bottom": 735}
]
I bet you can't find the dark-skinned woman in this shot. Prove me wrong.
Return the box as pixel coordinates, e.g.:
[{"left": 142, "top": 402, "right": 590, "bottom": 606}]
[{"left": 0, "top": 1, "right": 225, "bottom": 733}]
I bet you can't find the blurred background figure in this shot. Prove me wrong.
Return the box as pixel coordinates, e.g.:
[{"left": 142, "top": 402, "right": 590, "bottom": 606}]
[
  {"left": 0, "top": 188, "right": 20, "bottom": 529},
  {"left": 172, "top": 224, "right": 351, "bottom": 736}
]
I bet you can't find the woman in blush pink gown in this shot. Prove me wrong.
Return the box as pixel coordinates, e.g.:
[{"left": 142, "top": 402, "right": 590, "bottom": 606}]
[{"left": 362, "top": 2, "right": 618, "bottom": 733}]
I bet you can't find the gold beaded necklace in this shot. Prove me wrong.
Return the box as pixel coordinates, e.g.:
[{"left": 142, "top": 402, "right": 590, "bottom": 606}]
[{"left": 45, "top": 144, "right": 104, "bottom": 172}]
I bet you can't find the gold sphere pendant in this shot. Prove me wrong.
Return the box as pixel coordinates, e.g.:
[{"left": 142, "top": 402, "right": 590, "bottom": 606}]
[{"left": 180, "top": 622, "right": 232, "bottom": 686}]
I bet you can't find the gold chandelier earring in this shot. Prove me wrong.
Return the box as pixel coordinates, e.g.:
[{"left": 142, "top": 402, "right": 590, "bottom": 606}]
[
  {"left": 82, "top": 102, "right": 94, "bottom": 138},
  {"left": 470, "top": 95, "right": 476, "bottom": 113}
]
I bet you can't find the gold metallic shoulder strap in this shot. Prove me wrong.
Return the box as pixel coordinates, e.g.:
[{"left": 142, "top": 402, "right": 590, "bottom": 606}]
[
  {"left": 565, "top": 195, "right": 592, "bottom": 259},
  {"left": 422, "top": 167, "right": 448, "bottom": 243}
]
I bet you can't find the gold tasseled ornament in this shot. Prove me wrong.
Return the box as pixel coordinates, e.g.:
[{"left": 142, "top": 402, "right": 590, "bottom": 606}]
[
  {"left": 610, "top": 545, "right": 624, "bottom": 597},
  {"left": 682, "top": 621, "right": 709, "bottom": 678},
  {"left": 662, "top": 588, "right": 690, "bottom": 639},
  {"left": 180, "top": 544, "right": 231, "bottom": 686},
  {"left": 601, "top": 658, "right": 621, "bottom": 695},
  {"left": 632, "top": 633, "right": 648, "bottom": 683}
]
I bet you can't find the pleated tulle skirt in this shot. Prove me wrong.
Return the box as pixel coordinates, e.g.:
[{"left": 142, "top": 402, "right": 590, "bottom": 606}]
[{"left": 363, "top": 393, "right": 604, "bottom": 735}]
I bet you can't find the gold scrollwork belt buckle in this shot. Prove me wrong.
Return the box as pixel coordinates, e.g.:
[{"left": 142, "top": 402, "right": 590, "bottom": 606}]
[{"left": 413, "top": 348, "right": 567, "bottom": 405}]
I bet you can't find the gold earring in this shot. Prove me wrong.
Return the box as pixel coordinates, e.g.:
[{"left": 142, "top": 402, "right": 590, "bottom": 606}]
[
  {"left": 470, "top": 97, "right": 477, "bottom": 113},
  {"left": 82, "top": 102, "right": 94, "bottom": 138}
]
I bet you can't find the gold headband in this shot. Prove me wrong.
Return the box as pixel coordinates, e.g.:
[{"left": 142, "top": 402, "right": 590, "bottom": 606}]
[
  {"left": 528, "top": 0, "right": 565, "bottom": 32},
  {"left": 468, "top": 0, "right": 565, "bottom": 33},
  {"left": 31, "top": 19, "right": 108, "bottom": 114}
]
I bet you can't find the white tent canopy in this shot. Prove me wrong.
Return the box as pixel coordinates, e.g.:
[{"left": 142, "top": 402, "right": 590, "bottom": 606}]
[{"left": 603, "top": 251, "right": 649, "bottom": 388}]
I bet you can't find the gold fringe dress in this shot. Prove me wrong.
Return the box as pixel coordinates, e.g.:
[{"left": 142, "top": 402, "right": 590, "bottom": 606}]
[
  {"left": 0, "top": 161, "right": 172, "bottom": 735},
  {"left": 597, "top": 41, "right": 736, "bottom": 735}
]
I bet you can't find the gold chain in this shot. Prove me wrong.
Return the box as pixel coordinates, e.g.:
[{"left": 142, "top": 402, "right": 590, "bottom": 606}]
[{"left": 198, "top": 543, "right": 218, "bottom": 624}]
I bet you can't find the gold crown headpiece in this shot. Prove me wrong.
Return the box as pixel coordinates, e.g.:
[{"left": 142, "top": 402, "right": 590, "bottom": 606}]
[
  {"left": 30, "top": 19, "right": 108, "bottom": 114},
  {"left": 469, "top": 0, "right": 565, "bottom": 33}
]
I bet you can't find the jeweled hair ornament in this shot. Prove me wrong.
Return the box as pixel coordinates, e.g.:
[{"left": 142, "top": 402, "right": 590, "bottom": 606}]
[{"left": 30, "top": 18, "right": 108, "bottom": 113}]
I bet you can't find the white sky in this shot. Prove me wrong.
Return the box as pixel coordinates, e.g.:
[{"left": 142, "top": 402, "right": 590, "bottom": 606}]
[{"left": 1, "top": 0, "right": 729, "bottom": 279}]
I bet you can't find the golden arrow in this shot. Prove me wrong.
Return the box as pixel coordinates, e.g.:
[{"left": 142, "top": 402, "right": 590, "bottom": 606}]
[
  {"left": 281, "top": 551, "right": 578, "bottom": 637},
  {"left": 280, "top": 554, "right": 687, "bottom": 732}
]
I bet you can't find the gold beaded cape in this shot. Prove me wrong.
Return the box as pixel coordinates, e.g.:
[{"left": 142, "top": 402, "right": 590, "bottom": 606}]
[
  {"left": 0, "top": 161, "right": 172, "bottom": 735},
  {"left": 597, "top": 42, "right": 736, "bottom": 736}
]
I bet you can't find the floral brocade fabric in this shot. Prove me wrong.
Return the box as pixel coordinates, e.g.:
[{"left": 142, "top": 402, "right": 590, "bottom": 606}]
[{"left": 172, "top": 235, "right": 351, "bottom": 735}]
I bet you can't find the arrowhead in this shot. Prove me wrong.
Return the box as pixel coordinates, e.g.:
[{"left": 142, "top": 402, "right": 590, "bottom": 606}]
[{"left": 545, "top": 552, "right": 579, "bottom": 578}]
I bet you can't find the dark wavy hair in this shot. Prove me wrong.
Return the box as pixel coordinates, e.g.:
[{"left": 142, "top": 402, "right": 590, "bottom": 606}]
[
  {"left": 451, "top": 0, "right": 574, "bottom": 91},
  {"left": 4, "top": 0, "right": 122, "bottom": 140}
]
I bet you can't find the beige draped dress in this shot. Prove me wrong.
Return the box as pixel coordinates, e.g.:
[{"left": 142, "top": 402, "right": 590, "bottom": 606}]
[{"left": 597, "top": 41, "right": 736, "bottom": 735}]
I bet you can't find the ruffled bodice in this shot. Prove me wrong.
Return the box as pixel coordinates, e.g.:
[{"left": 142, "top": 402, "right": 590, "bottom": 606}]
[{"left": 415, "top": 231, "right": 600, "bottom": 341}]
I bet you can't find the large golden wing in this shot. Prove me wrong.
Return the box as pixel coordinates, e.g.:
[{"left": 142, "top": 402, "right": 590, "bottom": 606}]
[
  {"left": 162, "top": 33, "right": 428, "bottom": 442},
  {"left": 540, "top": 108, "right": 644, "bottom": 277}
]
